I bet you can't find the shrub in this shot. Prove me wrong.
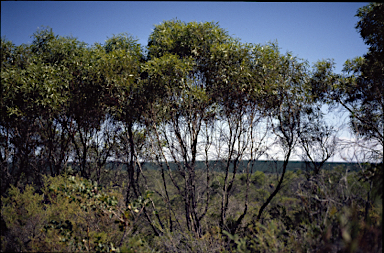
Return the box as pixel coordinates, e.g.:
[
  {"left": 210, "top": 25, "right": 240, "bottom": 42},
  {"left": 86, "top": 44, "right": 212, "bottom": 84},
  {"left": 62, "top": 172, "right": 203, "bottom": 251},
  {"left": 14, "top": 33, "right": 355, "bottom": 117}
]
[{"left": 1, "top": 173, "right": 154, "bottom": 252}]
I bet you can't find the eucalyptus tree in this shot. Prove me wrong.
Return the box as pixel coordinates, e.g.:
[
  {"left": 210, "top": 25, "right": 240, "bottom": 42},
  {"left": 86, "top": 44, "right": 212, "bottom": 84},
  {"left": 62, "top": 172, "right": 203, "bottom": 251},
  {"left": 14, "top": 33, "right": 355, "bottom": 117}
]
[
  {"left": 28, "top": 28, "right": 89, "bottom": 179},
  {"left": 207, "top": 40, "right": 270, "bottom": 232},
  {"left": 298, "top": 100, "right": 339, "bottom": 177},
  {"left": 99, "top": 33, "right": 168, "bottom": 237},
  {"left": 1, "top": 38, "right": 37, "bottom": 191},
  {"left": 250, "top": 43, "right": 313, "bottom": 221},
  {"left": 146, "top": 19, "right": 243, "bottom": 236},
  {"left": 68, "top": 45, "right": 111, "bottom": 179},
  {"left": 354, "top": 2, "right": 384, "bottom": 211},
  {"left": 311, "top": 3, "right": 383, "bottom": 163},
  {"left": 304, "top": 4, "right": 383, "bottom": 220},
  {"left": 100, "top": 33, "right": 147, "bottom": 202},
  {"left": 1, "top": 28, "right": 80, "bottom": 189},
  {"left": 144, "top": 53, "right": 193, "bottom": 234},
  {"left": 312, "top": 3, "right": 384, "bottom": 222},
  {"left": 342, "top": 2, "right": 383, "bottom": 161}
]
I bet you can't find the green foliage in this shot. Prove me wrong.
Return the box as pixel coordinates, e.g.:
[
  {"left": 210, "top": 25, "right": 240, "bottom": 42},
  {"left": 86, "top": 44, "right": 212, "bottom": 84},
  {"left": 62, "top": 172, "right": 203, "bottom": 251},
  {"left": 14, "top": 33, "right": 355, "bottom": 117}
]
[
  {"left": 333, "top": 3, "right": 383, "bottom": 159},
  {"left": 349, "top": 3, "right": 383, "bottom": 145},
  {"left": 356, "top": 3, "right": 383, "bottom": 60},
  {"left": 1, "top": 184, "right": 45, "bottom": 251},
  {"left": 1, "top": 9, "right": 382, "bottom": 251},
  {"left": 250, "top": 171, "right": 265, "bottom": 187},
  {"left": 147, "top": 19, "right": 231, "bottom": 60},
  {"left": 101, "top": 33, "right": 144, "bottom": 121},
  {"left": 1, "top": 173, "right": 155, "bottom": 252}
]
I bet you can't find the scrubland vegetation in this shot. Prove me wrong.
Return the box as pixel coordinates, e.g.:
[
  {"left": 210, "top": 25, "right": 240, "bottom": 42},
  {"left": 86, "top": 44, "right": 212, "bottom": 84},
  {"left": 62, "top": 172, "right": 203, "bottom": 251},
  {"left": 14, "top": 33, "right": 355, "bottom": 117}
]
[
  {"left": 1, "top": 166, "right": 382, "bottom": 252},
  {"left": 1, "top": 3, "right": 382, "bottom": 252}
]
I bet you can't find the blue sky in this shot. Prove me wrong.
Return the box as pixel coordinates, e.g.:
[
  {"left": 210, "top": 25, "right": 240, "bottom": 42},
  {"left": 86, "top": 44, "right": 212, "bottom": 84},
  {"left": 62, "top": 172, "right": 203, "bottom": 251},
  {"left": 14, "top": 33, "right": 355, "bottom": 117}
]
[{"left": 2, "top": 2, "right": 368, "bottom": 74}]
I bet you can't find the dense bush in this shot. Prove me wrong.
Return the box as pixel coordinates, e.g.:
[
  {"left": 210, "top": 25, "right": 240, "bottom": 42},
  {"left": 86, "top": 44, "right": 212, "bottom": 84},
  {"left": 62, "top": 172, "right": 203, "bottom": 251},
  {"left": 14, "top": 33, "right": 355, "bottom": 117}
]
[
  {"left": 1, "top": 167, "right": 382, "bottom": 252},
  {"left": 1, "top": 172, "right": 154, "bottom": 252}
]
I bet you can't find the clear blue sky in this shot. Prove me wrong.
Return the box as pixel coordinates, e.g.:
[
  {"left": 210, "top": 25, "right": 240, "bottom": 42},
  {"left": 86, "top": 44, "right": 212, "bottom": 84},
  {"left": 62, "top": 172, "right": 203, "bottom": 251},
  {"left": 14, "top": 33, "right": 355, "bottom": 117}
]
[{"left": 2, "top": 2, "right": 368, "bottom": 74}]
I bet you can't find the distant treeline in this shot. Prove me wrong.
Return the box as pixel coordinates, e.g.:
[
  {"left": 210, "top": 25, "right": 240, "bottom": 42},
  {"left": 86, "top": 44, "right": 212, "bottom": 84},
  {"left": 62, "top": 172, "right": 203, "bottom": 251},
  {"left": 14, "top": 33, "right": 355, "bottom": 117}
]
[{"left": 68, "top": 160, "right": 362, "bottom": 173}]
